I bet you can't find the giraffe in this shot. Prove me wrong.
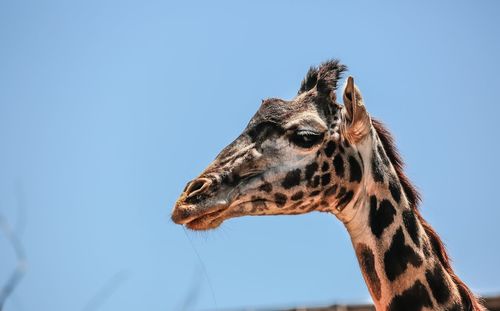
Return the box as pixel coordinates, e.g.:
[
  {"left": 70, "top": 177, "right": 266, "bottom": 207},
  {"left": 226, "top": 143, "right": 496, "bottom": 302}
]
[{"left": 171, "top": 60, "right": 484, "bottom": 311}]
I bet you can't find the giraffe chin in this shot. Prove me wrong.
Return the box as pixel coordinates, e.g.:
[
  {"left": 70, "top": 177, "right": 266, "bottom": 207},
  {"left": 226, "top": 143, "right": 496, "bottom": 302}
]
[
  {"left": 185, "top": 216, "right": 224, "bottom": 231},
  {"left": 183, "top": 206, "right": 227, "bottom": 231}
]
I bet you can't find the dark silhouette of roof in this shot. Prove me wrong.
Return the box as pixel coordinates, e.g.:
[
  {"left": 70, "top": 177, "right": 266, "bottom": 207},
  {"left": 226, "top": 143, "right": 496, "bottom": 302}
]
[{"left": 282, "top": 295, "right": 500, "bottom": 311}]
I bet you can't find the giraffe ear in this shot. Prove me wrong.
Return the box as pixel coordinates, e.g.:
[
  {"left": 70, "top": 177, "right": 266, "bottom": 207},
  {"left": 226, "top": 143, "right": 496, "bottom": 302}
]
[{"left": 342, "top": 76, "right": 371, "bottom": 143}]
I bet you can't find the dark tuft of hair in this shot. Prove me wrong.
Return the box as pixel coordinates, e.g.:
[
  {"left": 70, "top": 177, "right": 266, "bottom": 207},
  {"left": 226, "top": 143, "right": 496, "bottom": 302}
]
[
  {"left": 371, "top": 119, "right": 484, "bottom": 311},
  {"left": 298, "top": 66, "right": 319, "bottom": 94},
  {"left": 298, "top": 59, "right": 347, "bottom": 96}
]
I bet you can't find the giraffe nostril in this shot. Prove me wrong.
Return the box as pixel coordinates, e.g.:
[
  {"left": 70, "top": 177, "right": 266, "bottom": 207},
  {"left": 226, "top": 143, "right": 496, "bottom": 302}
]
[{"left": 185, "top": 178, "right": 212, "bottom": 198}]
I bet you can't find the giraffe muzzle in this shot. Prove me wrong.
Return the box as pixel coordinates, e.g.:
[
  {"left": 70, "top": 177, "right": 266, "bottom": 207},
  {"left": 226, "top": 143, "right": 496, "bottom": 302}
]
[
  {"left": 171, "top": 176, "right": 232, "bottom": 229},
  {"left": 171, "top": 139, "right": 266, "bottom": 230}
]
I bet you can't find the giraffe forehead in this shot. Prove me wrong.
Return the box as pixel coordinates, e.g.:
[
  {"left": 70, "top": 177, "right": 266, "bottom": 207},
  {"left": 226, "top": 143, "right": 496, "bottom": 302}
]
[{"left": 249, "top": 95, "right": 332, "bottom": 127}]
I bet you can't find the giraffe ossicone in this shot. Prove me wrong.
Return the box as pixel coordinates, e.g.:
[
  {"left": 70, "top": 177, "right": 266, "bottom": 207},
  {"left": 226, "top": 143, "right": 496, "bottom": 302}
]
[{"left": 171, "top": 59, "right": 484, "bottom": 311}]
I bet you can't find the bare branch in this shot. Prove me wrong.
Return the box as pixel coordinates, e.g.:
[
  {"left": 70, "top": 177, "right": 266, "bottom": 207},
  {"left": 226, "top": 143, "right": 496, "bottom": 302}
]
[
  {"left": 80, "top": 270, "right": 129, "bottom": 311},
  {"left": 0, "top": 212, "right": 27, "bottom": 311}
]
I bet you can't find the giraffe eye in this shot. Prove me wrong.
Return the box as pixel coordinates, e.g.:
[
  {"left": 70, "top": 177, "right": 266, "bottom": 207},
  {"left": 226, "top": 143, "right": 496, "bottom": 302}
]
[{"left": 290, "top": 130, "right": 324, "bottom": 149}]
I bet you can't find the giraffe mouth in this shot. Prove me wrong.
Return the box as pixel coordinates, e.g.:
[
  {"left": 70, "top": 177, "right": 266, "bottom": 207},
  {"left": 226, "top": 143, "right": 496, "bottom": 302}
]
[
  {"left": 171, "top": 200, "right": 229, "bottom": 231},
  {"left": 182, "top": 198, "right": 268, "bottom": 230},
  {"left": 175, "top": 195, "right": 265, "bottom": 231}
]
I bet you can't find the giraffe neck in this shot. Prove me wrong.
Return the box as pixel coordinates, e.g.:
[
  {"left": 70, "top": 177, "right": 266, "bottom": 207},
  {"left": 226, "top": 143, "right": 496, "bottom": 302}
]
[
  {"left": 346, "top": 193, "right": 463, "bottom": 310},
  {"left": 338, "top": 128, "right": 481, "bottom": 311}
]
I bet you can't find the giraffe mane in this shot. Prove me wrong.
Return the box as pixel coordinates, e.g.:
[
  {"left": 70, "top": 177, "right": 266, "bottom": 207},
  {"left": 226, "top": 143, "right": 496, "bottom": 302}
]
[{"left": 371, "top": 119, "right": 483, "bottom": 311}]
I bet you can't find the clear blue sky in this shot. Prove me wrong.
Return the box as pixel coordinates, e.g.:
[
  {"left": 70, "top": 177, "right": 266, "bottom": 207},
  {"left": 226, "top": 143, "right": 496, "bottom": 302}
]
[{"left": 1, "top": 0, "right": 499, "bottom": 310}]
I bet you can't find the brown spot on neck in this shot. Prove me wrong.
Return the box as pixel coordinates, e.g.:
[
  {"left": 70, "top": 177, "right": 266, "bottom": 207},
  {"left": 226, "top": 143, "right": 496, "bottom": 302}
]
[{"left": 355, "top": 243, "right": 381, "bottom": 301}]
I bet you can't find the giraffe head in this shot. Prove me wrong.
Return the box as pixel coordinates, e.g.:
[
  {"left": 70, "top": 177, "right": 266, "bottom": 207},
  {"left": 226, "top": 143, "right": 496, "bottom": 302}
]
[{"left": 172, "top": 60, "right": 373, "bottom": 230}]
